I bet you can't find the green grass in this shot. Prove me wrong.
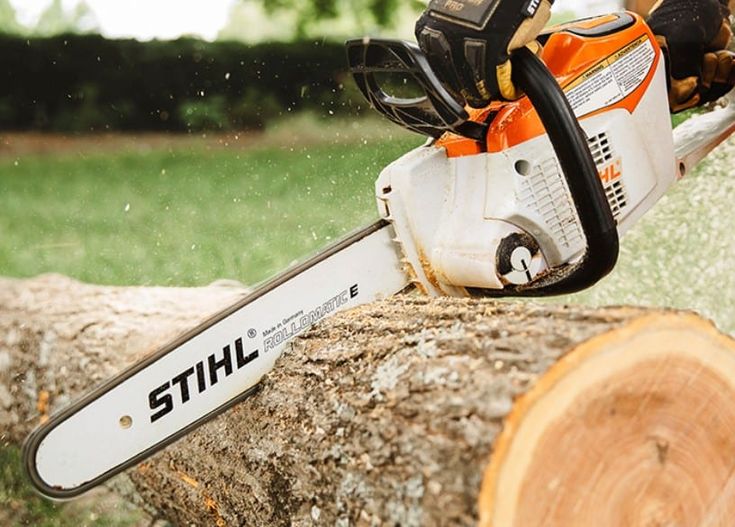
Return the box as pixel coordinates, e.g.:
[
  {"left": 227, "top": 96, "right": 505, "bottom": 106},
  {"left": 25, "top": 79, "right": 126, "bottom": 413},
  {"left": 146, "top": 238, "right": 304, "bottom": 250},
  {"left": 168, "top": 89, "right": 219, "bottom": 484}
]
[
  {"left": 1, "top": 446, "right": 64, "bottom": 526},
  {"left": 0, "top": 445, "right": 146, "bottom": 527},
  {"left": 0, "top": 126, "right": 422, "bottom": 287}
]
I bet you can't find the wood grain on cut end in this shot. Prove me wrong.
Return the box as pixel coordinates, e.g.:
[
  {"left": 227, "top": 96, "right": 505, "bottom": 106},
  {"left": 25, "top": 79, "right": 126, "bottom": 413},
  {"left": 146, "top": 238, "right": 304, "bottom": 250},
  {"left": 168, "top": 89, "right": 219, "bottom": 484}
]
[{"left": 479, "top": 313, "right": 735, "bottom": 527}]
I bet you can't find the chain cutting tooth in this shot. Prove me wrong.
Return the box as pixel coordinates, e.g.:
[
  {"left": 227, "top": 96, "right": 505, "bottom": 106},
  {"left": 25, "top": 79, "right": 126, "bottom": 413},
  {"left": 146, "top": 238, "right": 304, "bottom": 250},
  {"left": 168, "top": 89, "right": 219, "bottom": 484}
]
[
  {"left": 389, "top": 230, "right": 422, "bottom": 285},
  {"left": 380, "top": 199, "right": 425, "bottom": 287}
]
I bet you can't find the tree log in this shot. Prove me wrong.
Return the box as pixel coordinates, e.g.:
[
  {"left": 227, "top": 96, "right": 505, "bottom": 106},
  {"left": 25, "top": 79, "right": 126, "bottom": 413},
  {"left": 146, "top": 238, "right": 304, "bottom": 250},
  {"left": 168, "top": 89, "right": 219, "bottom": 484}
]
[{"left": 3, "top": 275, "right": 735, "bottom": 526}]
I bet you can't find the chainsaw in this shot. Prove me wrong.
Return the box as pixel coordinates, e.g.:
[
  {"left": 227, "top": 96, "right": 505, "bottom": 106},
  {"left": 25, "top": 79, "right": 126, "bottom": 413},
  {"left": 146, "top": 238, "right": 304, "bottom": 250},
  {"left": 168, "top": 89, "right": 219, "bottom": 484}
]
[{"left": 23, "top": 12, "right": 735, "bottom": 498}]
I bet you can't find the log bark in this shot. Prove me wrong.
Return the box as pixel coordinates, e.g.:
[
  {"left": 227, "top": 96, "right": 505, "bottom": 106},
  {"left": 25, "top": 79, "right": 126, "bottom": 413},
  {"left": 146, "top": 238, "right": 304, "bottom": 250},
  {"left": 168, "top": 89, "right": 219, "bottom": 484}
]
[{"left": 3, "top": 275, "right": 735, "bottom": 526}]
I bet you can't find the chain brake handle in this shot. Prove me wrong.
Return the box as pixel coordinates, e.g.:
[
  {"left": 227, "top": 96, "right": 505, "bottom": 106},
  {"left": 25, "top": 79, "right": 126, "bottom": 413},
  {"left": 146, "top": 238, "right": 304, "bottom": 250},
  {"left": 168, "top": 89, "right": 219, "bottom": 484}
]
[{"left": 345, "top": 38, "right": 488, "bottom": 141}]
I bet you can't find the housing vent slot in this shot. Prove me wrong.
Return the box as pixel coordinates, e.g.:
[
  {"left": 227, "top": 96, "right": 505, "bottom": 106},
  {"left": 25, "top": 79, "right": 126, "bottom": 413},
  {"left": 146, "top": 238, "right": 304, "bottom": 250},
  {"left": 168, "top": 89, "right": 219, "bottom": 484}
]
[{"left": 588, "top": 132, "right": 628, "bottom": 220}]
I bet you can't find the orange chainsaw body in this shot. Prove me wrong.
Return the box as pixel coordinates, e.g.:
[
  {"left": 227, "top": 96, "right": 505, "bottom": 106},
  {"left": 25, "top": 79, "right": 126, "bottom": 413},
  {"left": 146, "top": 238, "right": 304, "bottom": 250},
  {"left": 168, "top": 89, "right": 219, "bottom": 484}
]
[
  {"left": 366, "top": 11, "right": 676, "bottom": 296},
  {"left": 438, "top": 12, "right": 663, "bottom": 158}
]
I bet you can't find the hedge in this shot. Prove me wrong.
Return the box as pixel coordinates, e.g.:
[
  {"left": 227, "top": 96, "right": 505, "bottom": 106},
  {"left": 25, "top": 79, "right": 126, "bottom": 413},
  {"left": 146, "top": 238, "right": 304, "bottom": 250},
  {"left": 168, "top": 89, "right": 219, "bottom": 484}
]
[{"left": 0, "top": 34, "right": 365, "bottom": 132}]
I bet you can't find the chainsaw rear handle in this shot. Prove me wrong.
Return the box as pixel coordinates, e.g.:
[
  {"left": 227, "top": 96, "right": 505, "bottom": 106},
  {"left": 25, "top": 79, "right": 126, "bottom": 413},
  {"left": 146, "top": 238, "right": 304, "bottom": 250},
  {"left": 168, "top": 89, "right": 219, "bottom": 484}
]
[{"left": 346, "top": 39, "right": 619, "bottom": 295}]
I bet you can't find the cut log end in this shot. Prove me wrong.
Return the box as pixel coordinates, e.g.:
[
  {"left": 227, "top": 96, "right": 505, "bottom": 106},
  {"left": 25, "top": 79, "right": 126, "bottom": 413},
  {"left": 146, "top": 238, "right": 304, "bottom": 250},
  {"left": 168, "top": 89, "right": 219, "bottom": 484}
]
[{"left": 479, "top": 313, "right": 735, "bottom": 527}]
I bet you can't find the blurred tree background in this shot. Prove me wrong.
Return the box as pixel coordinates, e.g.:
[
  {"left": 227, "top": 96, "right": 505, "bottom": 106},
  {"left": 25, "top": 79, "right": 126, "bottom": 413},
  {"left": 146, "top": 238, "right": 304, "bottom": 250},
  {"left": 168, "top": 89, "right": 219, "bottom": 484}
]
[
  {"left": 221, "top": 0, "right": 425, "bottom": 41},
  {"left": 0, "top": 0, "right": 427, "bottom": 134},
  {"left": 0, "top": 0, "right": 99, "bottom": 36},
  {"left": 0, "top": 36, "right": 356, "bottom": 132}
]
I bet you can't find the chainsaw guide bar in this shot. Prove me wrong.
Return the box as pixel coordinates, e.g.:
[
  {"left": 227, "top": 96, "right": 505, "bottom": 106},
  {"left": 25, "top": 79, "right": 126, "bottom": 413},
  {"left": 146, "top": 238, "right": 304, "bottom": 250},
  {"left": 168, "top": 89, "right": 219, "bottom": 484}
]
[{"left": 24, "top": 220, "right": 409, "bottom": 498}]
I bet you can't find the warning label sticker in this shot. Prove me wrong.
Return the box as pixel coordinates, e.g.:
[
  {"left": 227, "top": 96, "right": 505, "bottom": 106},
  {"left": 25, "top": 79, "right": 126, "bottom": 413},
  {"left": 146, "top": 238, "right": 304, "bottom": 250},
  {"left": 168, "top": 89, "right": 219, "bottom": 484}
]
[{"left": 565, "top": 35, "right": 656, "bottom": 117}]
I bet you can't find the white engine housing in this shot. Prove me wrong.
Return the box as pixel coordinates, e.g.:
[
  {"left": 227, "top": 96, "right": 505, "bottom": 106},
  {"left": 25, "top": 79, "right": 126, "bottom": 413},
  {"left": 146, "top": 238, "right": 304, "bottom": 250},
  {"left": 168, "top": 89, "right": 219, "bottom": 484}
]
[{"left": 376, "top": 59, "right": 676, "bottom": 296}]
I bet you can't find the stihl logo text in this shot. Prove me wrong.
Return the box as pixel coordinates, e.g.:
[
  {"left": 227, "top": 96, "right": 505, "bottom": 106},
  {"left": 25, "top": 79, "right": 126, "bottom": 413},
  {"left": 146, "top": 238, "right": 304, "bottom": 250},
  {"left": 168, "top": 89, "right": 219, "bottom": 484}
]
[
  {"left": 523, "top": 0, "right": 541, "bottom": 16},
  {"left": 599, "top": 160, "right": 622, "bottom": 185},
  {"left": 148, "top": 337, "right": 259, "bottom": 423}
]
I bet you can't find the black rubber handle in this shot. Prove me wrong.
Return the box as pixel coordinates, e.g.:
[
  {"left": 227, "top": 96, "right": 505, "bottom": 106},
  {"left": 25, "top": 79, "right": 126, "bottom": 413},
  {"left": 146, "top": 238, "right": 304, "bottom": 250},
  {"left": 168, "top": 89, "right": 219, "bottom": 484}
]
[{"left": 496, "top": 47, "right": 619, "bottom": 296}]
